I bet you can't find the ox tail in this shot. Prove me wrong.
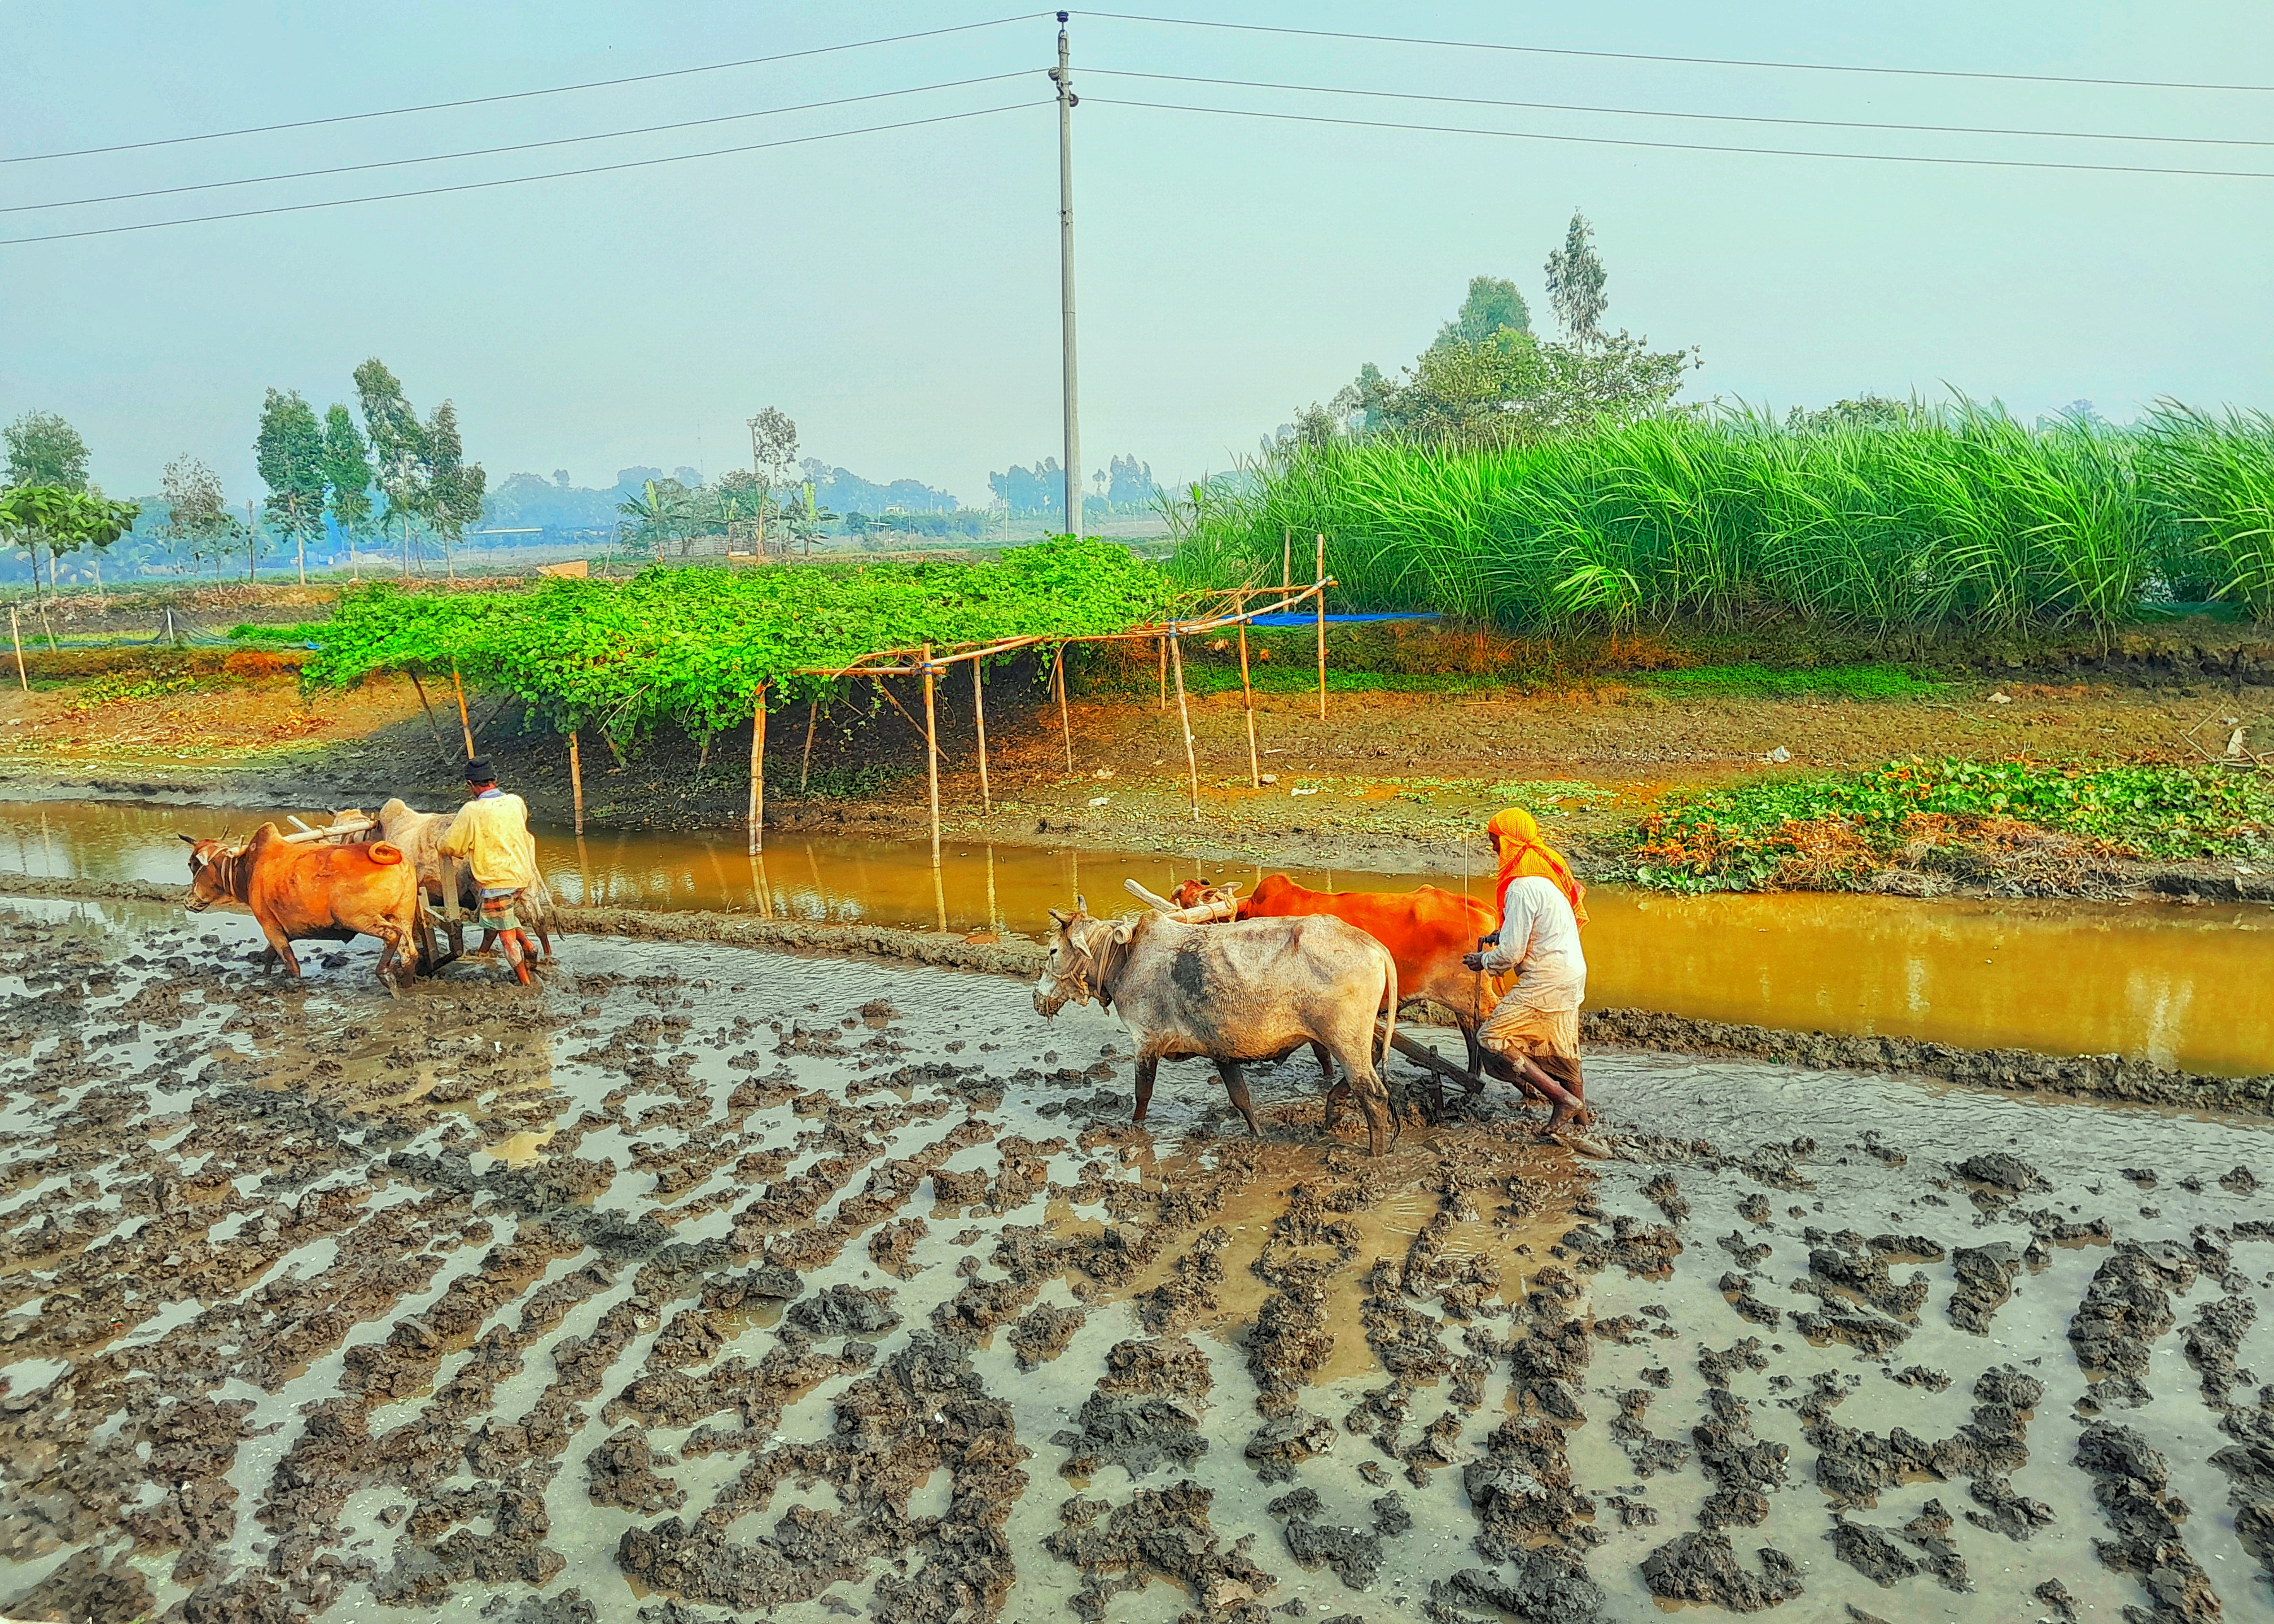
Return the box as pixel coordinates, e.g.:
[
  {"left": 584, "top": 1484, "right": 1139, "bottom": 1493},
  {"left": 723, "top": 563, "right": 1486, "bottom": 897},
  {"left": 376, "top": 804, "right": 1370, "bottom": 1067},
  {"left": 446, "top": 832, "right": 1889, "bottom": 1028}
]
[
  {"left": 1376, "top": 945, "right": 1397, "bottom": 1078},
  {"left": 367, "top": 842, "right": 405, "bottom": 865}
]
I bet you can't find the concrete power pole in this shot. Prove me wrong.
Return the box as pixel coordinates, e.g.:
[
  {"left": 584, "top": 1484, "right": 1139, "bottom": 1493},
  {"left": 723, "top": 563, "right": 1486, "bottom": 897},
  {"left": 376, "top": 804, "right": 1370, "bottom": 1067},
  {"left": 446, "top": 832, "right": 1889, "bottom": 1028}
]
[{"left": 1051, "top": 11, "right": 1083, "bottom": 540}]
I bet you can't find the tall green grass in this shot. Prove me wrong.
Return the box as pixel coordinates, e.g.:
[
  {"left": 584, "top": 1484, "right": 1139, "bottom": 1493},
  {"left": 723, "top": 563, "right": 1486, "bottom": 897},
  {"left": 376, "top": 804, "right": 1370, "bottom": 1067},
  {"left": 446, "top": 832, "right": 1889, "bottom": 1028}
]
[{"left": 1169, "top": 403, "right": 2274, "bottom": 633}]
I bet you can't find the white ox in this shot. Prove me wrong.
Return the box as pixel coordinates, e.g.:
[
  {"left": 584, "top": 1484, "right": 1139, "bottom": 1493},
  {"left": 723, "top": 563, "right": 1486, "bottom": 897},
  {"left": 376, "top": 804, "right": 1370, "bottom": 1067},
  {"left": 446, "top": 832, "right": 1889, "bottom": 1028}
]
[
  {"left": 1033, "top": 900, "right": 1399, "bottom": 1155},
  {"left": 374, "top": 797, "right": 557, "bottom": 960}
]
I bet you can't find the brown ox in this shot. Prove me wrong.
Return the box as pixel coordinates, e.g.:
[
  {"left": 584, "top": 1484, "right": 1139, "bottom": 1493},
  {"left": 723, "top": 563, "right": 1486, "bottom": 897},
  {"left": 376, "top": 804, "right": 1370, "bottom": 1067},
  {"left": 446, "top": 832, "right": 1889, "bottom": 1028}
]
[
  {"left": 183, "top": 824, "right": 422, "bottom": 990},
  {"left": 1033, "top": 901, "right": 1397, "bottom": 1155},
  {"left": 373, "top": 798, "right": 555, "bottom": 960},
  {"left": 1168, "top": 874, "right": 1506, "bottom": 1082}
]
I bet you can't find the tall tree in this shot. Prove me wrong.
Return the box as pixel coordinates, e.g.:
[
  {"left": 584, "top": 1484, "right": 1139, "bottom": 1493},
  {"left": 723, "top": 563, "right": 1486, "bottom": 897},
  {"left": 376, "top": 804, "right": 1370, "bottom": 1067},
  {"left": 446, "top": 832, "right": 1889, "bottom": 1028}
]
[
  {"left": 321, "top": 404, "right": 375, "bottom": 580},
  {"left": 3, "top": 412, "right": 90, "bottom": 491},
  {"left": 255, "top": 389, "right": 328, "bottom": 586},
  {"left": 422, "top": 399, "right": 486, "bottom": 583},
  {"left": 1544, "top": 209, "right": 1609, "bottom": 343},
  {"left": 3, "top": 412, "right": 94, "bottom": 602},
  {"left": 159, "top": 456, "right": 234, "bottom": 579},
  {"left": 1431, "top": 275, "right": 1532, "bottom": 351},
  {"left": 354, "top": 357, "right": 429, "bottom": 576},
  {"left": 746, "top": 407, "right": 799, "bottom": 555}
]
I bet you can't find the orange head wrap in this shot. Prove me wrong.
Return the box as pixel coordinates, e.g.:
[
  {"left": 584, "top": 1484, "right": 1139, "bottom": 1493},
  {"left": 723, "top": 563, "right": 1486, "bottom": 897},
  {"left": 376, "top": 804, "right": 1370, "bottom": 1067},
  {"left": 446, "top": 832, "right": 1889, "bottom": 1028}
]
[{"left": 1488, "top": 807, "right": 1588, "bottom": 928}]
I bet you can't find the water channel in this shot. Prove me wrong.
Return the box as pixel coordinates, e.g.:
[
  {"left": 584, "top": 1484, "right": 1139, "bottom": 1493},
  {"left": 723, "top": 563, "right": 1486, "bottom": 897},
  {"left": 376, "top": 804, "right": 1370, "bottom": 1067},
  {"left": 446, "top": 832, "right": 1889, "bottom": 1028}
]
[{"left": 2, "top": 795, "right": 2267, "bottom": 1076}]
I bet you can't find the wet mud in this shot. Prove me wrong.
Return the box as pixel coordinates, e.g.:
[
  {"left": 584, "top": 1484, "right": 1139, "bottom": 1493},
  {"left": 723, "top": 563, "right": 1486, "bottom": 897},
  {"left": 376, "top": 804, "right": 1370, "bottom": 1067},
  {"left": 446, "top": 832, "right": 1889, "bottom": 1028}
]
[{"left": 3, "top": 896, "right": 2274, "bottom": 1622}]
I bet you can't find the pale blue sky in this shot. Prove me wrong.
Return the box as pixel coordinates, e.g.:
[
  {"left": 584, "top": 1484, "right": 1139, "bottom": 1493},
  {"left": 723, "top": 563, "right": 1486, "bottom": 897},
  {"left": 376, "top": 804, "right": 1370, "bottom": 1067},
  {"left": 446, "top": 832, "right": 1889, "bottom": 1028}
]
[{"left": 3, "top": 2, "right": 2269, "bottom": 505}]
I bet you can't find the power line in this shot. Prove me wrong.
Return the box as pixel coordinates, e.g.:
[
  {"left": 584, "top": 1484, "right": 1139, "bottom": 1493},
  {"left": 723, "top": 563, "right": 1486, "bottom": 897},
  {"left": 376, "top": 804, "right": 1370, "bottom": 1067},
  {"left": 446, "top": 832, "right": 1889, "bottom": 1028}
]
[
  {"left": 1084, "top": 11, "right": 2274, "bottom": 95},
  {"left": 1088, "top": 68, "right": 2274, "bottom": 148},
  {"left": 0, "top": 102, "right": 1045, "bottom": 246},
  {"left": 6, "top": 73, "right": 1036, "bottom": 215},
  {"left": 3, "top": 12, "right": 1050, "bottom": 165},
  {"left": 1086, "top": 96, "right": 2274, "bottom": 179}
]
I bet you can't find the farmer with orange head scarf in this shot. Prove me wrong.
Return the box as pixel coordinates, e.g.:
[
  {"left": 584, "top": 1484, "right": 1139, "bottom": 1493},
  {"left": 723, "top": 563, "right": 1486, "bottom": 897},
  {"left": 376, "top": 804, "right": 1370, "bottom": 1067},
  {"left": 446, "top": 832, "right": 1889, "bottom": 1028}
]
[{"left": 1462, "top": 807, "right": 1592, "bottom": 1130}]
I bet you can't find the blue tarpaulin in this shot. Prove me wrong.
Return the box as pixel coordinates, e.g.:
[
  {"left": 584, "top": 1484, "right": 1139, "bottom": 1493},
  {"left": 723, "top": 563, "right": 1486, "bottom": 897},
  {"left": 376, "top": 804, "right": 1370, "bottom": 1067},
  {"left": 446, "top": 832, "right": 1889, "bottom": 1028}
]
[{"left": 1243, "top": 612, "right": 1437, "bottom": 628}]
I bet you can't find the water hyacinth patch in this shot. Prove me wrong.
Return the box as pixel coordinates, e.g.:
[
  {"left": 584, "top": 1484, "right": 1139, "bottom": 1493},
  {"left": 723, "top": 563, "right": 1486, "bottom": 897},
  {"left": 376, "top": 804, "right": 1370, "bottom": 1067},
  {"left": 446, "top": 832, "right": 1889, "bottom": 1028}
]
[{"left": 1627, "top": 758, "right": 2274, "bottom": 892}]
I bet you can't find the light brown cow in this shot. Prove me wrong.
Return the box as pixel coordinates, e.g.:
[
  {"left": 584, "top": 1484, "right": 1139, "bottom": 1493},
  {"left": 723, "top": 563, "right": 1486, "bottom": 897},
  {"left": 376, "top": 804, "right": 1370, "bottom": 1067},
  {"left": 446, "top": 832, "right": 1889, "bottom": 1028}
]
[
  {"left": 183, "top": 824, "right": 422, "bottom": 991},
  {"left": 373, "top": 797, "right": 555, "bottom": 959},
  {"left": 1033, "top": 901, "right": 1397, "bottom": 1155}
]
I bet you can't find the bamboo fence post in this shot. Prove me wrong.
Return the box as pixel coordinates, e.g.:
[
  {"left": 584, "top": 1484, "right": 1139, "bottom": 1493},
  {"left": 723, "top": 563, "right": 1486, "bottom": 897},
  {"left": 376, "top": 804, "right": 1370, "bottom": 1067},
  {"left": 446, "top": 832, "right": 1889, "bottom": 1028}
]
[
  {"left": 800, "top": 698, "right": 820, "bottom": 791},
  {"left": 1282, "top": 524, "right": 1292, "bottom": 591},
  {"left": 450, "top": 664, "right": 476, "bottom": 760},
  {"left": 970, "top": 658, "right": 992, "bottom": 813},
  {"left": 921, "top": 646, "right": 942, "bottom": 868},
  {"left": 1237, "top": 621, "right": 1260, "bottom": 787},
  {"left": 1053, "top": 644, "right": 1074, "bottom": 773},
  {"left": 567, "top": 730, "right": 585, "bottom": 836},
  {"left": 407, "top": 669, "right": 453, "bottom": 761},
  {"left": 1156, "top": 636, "right": 1166, "bottom": 710},
  {"left": 1169, "top": 627, "right": 1200, "bottom": 822},
  {"left": 1315, "top": 533, "right": 1328, "bottom": 721},
  {"left": 8, "top": 607, "right": 24, "bottom": 691},
  {"left": 747, "top": 684, "right": 768, "bottom": 855}
]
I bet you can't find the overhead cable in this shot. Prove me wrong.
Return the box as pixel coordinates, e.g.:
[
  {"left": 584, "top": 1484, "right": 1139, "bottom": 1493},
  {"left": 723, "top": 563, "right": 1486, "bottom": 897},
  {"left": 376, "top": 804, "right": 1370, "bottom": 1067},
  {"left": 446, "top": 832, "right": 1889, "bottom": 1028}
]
[
  {"left": 1087, "top": 69, "right": 2274, "bottom": 147},
  {"left": 5, "top": 73, "right": 1035, "bottom": 215},
  {"left": 1084, "top": 12, "right": 2274, "bottom": 95},
  {"left": 1084, "top": 96, "right": 2274, "bottom": 180},
  {"left": 3, "top": 12, "right": 1049, "bottom": 164},
  {"left": 0, "top": 102, "right": 1044, "bottom": 247}
]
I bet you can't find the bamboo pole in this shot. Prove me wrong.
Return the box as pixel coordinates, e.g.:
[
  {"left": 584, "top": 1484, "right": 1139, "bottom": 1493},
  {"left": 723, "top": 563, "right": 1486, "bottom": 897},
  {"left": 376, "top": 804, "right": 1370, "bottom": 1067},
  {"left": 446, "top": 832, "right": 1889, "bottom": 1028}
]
[
  {"left": 1169, "top": 627, "right": 1200, "bottom": 822},
  {"left": 1053, "top": 644, "right": 1074, "bottom": 773},
  {"left": 970, "top": 658, "right": 992, "bottom": 813},
  {"left": 450, "top": 664, "right": 476, "bottom": 760},
  {"left": 8, "top": 607, "right": 24, "bottom": 692},
  {"left": 1156, "top": 636, "right": 1166, "bottom": 710},
  {"left": 407, "top": 669, "right": 453, "bottom": 761},
  {"left": 1283, "top": 524, "right": 1292, "bottom": 592},
  {"left": 567, "top": 730, "right": 585, "bottom": 835},
  {"left": 747, "top": 684, "right": 768, "bottom": 855},
  {"left": 800, "top": 698, "right": 820, "bottom": 791},
  {"left": 1237, "top": 620, "right": 1259, "bottom": 787},
  {"left": 921, "top": 645, "right": 941, "bottom": 868},
  {"left": 870, "top": 676, "right": 944, "bottom": 763},
  {"left": 1315, "top": 533, "right": 1328, "bottom": 721}
]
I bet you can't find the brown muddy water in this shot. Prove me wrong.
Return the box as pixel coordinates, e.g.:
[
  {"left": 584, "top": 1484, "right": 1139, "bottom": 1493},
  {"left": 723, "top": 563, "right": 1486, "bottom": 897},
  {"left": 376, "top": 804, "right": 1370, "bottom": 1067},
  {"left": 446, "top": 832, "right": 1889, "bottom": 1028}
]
[
  {"left": 3, "top": 892, "right": 2272, "bottom": 1623},
  {"left": 5, "top": 796, "right": 2271, "bottom": 1075}
]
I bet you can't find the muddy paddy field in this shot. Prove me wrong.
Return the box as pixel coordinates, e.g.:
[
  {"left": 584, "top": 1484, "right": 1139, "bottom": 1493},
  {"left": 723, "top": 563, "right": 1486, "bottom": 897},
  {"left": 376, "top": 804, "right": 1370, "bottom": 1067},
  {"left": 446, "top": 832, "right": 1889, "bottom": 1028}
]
[{"left": 4, "top": 894, "right": 2272, "bottom": 1624}]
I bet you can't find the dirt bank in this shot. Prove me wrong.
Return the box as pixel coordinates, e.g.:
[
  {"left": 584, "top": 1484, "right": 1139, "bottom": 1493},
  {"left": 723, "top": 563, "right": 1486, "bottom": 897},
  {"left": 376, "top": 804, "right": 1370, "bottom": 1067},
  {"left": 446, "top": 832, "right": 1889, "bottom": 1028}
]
[{"left": 4, "top": 641, "right": 2268, "bottom": 902}]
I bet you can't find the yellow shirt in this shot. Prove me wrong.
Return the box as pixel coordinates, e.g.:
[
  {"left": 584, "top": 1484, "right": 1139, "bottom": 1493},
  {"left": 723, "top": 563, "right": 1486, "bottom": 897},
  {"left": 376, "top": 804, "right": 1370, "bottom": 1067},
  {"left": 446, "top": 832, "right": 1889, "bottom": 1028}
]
[{"left": 437, "top": 791, "right": 537, "bottom": 891}]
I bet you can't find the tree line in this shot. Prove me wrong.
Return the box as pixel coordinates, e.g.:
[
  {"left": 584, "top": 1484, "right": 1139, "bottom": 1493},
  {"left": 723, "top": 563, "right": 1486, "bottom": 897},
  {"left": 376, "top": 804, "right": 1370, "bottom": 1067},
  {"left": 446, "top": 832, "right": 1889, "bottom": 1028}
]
[{"left": 0, "top": 357, "right": 483, "bottom": 598}]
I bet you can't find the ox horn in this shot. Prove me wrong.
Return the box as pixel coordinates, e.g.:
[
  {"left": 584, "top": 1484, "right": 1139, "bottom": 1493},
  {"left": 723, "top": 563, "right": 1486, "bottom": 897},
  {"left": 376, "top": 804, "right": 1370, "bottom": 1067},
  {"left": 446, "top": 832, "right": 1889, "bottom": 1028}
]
[
  {"left": 178, "top": 833, "right": 199, "bottom": 844},
  {"left": 1123, "top": 878, "right": 1179, "bottom": 913}
]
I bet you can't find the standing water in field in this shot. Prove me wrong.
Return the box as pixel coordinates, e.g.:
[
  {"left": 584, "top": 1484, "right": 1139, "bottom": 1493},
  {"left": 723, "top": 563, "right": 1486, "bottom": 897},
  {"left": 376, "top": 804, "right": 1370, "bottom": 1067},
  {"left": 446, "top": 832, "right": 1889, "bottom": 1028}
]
[{"left": 0, "top": 798, "right": 2268, "bottom": 1075}]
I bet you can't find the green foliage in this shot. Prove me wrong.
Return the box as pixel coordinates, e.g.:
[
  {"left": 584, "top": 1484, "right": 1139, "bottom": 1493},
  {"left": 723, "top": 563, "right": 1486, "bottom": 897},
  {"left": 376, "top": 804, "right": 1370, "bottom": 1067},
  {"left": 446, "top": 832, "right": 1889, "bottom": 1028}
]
[
  {"left": 1172, "top": 404, "right": 2274, "bottom": 634},
  {"left": 1, "top": 485, "right": 141, "bottom": 557},
  {"left": 321, "top": 405, "right": 375, "bottom": 541},
  {"left": 1636, "top": 663, "right": 1944, "bottom": 699},
  {"left": 3, "top": 412, "right": 90, "bottom": 491},
  {"left": 1629, "top": 758, "right": 2274, "bottom": 891},
  {"left": 255, "top": 389, "right": 328, "bottom": 553},
  {"left": 2140, "top": 402, "right": 2274, "bottom": 618},
  {"left": 159, "top": 456, "right": 236, "bottom": 572},
  {"left": 1544, "top": 210, "right": 1607, "bottom": 341},
  {"left": 301, "top": 537, "right": 1168, "bottom": 737},
  {"left": 1431, "top": 275, "right": 1532, "bottom": 349}
]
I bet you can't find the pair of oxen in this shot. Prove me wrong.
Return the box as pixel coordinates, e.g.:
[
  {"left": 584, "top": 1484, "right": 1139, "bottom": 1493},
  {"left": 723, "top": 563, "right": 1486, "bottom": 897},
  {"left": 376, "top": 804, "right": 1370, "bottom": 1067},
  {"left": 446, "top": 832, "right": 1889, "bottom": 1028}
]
[
  {"left": 181, "top": 798, "right": 554, "bottom": 991},
  {"left": 1034, "top": 874, "right": 1508, "bottom": 1156}
]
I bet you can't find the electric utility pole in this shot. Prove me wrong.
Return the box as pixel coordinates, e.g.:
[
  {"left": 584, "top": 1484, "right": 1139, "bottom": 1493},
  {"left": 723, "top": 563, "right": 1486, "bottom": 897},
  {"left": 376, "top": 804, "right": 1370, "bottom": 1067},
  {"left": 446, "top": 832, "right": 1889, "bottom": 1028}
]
[{"left": 1051, "top": 11, "right": 1083, "bottom": 540}]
